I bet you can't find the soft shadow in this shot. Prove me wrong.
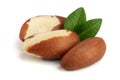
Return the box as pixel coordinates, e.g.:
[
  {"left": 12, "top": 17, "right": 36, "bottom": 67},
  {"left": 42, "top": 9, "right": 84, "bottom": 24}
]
[
  {"left": 19, "top": 52, "right": 42, "bottom": 62},
  {"left": 19, "top": 52, "right": 60, "bottom": 64}
]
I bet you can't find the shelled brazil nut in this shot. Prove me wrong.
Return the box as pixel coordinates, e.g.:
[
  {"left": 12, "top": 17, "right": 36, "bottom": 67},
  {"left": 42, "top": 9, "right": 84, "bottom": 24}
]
[{"left": 19, "top": 15, "right": 66, "bottom": 41}]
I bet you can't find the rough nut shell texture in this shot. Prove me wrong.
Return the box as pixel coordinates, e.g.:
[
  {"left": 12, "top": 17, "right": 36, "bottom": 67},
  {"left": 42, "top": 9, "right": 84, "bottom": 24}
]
[
  {"left": 22, "top": 30, "right": 80, "bottom": 60},
  {"left": 61, "top": 37, "right": 106, "bottom": 70},
  {"left": 19, "top": 15, "right": 66, "bottom": 41}
]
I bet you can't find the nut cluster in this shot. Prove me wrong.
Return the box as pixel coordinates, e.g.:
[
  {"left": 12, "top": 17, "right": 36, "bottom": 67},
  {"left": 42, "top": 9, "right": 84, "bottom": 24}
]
[{"left": 19, "top": 15, "right": 106, "bottom": 70}]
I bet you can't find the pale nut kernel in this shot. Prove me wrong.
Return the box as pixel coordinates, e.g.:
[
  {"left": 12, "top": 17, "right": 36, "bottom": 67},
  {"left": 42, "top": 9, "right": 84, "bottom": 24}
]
[
  {"left": 61, "top": 37, "right": 106, "bottom": 70},
  {"left": 19, "top": 15, "right": 66, "bottom": 41},
  {"left": 22, "top": 30, "right": 80, "bottom": 60}
]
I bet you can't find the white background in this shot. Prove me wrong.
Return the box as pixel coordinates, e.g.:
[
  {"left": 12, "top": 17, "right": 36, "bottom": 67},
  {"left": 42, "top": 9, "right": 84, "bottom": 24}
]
[{"left": 0, "top": 0, "right": 120, "bottom": 80}]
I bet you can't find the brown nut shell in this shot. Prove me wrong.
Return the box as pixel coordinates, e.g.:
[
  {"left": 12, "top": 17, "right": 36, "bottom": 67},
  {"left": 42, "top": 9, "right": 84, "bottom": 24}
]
[
  {"left": 19, "top": 15, "right": 66, "bottom": 41},
  {"left": 22, "top": 30, "right": 80, "bottom": 60},
  {"left": 61, "top": 37, "right": 106, "bottom": 70}
]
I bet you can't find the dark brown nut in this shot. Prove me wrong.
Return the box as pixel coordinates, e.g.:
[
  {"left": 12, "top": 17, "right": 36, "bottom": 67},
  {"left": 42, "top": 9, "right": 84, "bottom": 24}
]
[{"left": 61, "top": 37, "right": 106, "bottom": 70}]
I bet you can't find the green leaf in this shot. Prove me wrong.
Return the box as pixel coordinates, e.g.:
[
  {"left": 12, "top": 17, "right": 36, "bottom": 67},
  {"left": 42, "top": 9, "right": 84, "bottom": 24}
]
[
  {"left": 79, "top": 19, "right": 102, "bottom": 41},
  {"left": 64, "top": 7, "right": 86, "bottom": 34}
]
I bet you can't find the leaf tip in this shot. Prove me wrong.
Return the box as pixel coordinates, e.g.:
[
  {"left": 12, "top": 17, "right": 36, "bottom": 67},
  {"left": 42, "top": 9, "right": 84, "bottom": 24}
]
[{"left": 97, "top": 18, "right": 102, "bottom": 22}]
